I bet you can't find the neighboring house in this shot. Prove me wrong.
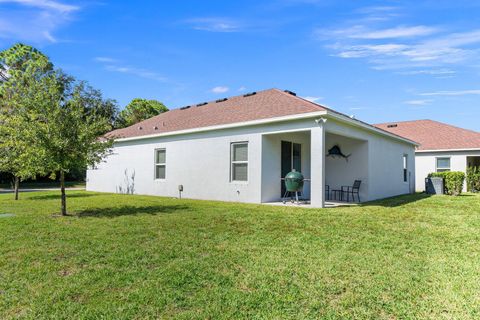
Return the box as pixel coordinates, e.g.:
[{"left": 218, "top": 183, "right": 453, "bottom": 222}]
[
  {"left": 87, "top": 89, "right": 417, "bottom": 208},
  {"left": 375, "top": 120, "right": 480, "bottom": 192}
]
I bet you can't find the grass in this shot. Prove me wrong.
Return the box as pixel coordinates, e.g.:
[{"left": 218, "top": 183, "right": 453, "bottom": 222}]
[
  {"left": 0, "top": 191, "right": 479, "bottom": 319},
  {"left": 0, "top": 181, "right": 85, "bottom": 189}
]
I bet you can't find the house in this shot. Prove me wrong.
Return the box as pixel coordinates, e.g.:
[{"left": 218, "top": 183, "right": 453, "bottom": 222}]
[
  {"left": 86, "top": 89, "right": 417, "bottom": 208},
  {"left": 375, "top": 120, "right": 480, "bottom": 192}
]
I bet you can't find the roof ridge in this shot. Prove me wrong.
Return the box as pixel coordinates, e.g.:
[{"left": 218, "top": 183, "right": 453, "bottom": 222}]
[
  {"left": 376, "top": 119, "right": 480, "bottom": 134},
  {"left": 374, "top": 119, "right": 432, "bottom": 125}
]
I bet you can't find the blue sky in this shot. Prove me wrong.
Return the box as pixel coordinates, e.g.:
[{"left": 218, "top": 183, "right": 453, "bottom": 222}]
[{"left": 1, "top": 0, "right": 480, "bottom": 131}]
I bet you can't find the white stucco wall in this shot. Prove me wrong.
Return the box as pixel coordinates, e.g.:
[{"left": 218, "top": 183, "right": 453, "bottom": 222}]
[
  {"left": 325, "top": 118, "right": 415, "bottom": 201},
  {"left": 325, "top": 133, "right": 369, "bottom": 201},
  {"left": 87, "top": 116, "right": 416, "bottom": 205},
  {"left": 415, "top": 150, "right": 480, "bottom": 192}
]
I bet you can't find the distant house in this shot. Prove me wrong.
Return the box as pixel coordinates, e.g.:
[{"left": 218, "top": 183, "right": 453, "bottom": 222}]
[
  {"left": 375, "top": 120, "right": 480, "bottom": 192},
  {"left": 87, "top": 89, "right": 417, "bottom": 207}
]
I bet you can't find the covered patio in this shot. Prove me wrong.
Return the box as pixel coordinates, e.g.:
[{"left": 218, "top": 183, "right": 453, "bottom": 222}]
[{"left": 260, "top": 121, "right": 369, "bottom": 208}]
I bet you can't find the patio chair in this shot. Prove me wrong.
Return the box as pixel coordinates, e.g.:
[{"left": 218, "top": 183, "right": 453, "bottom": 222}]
[
  {"left": 341, "top": 180, "right": 362, "bottom": 202},
  {"left": 325, "top": 185, "right": 330, "bottom": 200}
]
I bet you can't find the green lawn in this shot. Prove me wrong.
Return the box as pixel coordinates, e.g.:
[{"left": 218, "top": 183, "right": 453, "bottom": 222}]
[{"left": 1, "top": 191, "right": 479, "bottom": 319}]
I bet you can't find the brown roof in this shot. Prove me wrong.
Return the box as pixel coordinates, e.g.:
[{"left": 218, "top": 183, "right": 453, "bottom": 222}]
[
  {"left": 108, "top": 88, "right": 326, "bottom": 139},
  {"left": 375, "top": 120, "right": 480, "bottom": 151}
]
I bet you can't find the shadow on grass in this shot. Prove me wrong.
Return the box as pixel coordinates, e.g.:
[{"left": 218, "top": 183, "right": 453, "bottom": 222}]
[
  {"left": 29, "top": 193, "right": 96, "bottom": 200},
  {"left": 76, "top": 204, "right": 190, "bottom": 218},
  {"left": 361, "top": 193, "right": 432, "bottom": 208}
]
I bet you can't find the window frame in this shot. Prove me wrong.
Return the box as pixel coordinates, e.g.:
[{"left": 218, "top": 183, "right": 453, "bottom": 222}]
[
  {"left": 403, "top": 154, "right": 408, "bottom": 183},
  {"left": 436, "top": 157, "right": 451, "bottom": 172},
  {"left": 154, "top": 148, "right": 166, "bottom": 180},
  {"left": 230, "top": 141, "right": 249, "bottom": 183}
]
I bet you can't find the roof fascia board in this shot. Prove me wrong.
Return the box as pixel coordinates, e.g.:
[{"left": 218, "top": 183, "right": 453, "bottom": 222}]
[{"left": 114, "top": 109, "right": 419, "bottom": 146}]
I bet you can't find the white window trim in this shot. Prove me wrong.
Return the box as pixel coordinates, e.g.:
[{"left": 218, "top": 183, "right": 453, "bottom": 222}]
[
  {"left": 230, "top": 142, "right": 248, "bottom": 183},
  {"left": 436, "top": 157, "right": 451, "bottom": 172},
  {"left": 154, "top": 148, "right": 166, "bottom": 180},
  {"left": 403, "top": 154, "right": 408, "bottom": 183}
]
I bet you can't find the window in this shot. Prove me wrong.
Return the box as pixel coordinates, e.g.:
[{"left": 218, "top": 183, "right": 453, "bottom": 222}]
[
  {"left": 403, "top": 154, "right": 408, "bottom": 182},
  {"left": 231, "top": 142, "right": 248, "bottom": 182},
  {"left": 436, "top": 157, "right": 451, "bottom": 172},
  {"left": 155, "top": 149, "right": 166, "bottom": 179}
]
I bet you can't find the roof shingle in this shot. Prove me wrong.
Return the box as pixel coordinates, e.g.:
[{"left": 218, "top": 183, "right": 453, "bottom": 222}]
[
  {"left": 375, "top": 120, "right": 480, "bottom": 151},
  {"left": 108, "top": 89, "right": 326, "bottom": 139}
]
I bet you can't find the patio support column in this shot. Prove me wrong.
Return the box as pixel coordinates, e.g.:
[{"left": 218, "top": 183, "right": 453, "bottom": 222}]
[{"left": 310, "top": 119, "right": 326, "bottom": 208}]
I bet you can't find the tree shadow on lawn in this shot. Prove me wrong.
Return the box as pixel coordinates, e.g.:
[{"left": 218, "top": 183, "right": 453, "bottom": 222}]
[
  {"left": 361, "top": 193, "right": 433, "bottom": 208},
  {"left": 29, "top": 193, "right": 96, "bottom": 200},
  {"left": 76, "top": 204, "right": 190, "bottom": 218}
]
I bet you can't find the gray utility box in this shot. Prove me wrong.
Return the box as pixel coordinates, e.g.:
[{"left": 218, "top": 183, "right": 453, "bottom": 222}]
[{"left": 425, "top": 177, "right": 444, "bottom": 195}]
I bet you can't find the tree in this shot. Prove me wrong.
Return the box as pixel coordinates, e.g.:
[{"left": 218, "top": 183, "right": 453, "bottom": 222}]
[
  {"left": 33, "top": 72, "right": 114, "bottom": 215},
  {"left": 0, "top": 43, "right": 53, "bottom": 199},
  {"left": 116, "top": 98, "right": 168, "bottom": 128},
  {"left": 72, "top": 81, "right": 119, "bottom": 129}
]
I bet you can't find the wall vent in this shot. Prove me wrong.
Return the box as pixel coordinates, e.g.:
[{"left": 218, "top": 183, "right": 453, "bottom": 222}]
[
  {"left": 284, "top": 90, "right": 296, "bottom": 96},
  {"left": 215, "top": 98, "right": 228, "bottom": 103},
  {"left": 243, "top": 92, "right": 257, "bottom": 97}
]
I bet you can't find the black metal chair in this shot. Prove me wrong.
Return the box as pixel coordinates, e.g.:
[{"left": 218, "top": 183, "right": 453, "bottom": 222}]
[
  {"left": 341, "top": 180, "right": 362, "bottom": 202},
  {"left": 325, "top": 185, "right": 330, "bottom": 200}
]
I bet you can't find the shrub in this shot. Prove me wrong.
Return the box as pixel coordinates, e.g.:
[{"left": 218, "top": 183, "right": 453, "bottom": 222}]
[
  {"left": 466, "top": 166, "right": 480, "bottom": 192},
  {"left": 428, "top": 171, "right": 465, "bottom": 196}
]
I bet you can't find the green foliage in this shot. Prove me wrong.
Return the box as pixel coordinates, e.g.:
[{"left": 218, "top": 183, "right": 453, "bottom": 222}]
[
  {"left": 428, "top": 171, "right": 465, "bottom": 195},
  {"left": 0, "top": 43, "right": 115, "bottom": 212},
  {"left": 0, "top": 43, "right": 53, "bottom": 182},
  {"left": 32, "top": 71, "right": 114, "bottom": 175},
  {"left": 116, "top": 98, "right": 168, "bottom": 128},
  {"left": 466, "top": 166, "right": 480, "bottom": 192},
  {"left": 71, "top": 81, "right": 119, "bottom": 129}
]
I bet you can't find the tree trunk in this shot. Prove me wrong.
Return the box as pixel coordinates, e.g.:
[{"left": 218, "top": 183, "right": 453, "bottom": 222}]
[
  {"left": 60, "top": 170, "right": 67, "bottom": 216},
  {"left": 14, "top": 176, "right": 19, "bottom": 201}
]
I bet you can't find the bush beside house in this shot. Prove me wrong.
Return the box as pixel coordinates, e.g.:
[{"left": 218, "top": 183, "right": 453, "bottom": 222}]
[
  {"left": 428, "top": 171, "right": 466, "bottom": 196},
  {"left": 467, "top": 167, "right": 480, "bottom": 193}
]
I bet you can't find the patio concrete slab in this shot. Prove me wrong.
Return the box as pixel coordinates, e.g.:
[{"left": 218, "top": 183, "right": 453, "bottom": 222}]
[{"left": 264, "top": 200, "right": 359, "bottom": 209}]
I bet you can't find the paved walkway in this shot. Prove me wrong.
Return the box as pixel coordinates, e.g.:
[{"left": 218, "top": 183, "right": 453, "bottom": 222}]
[{"left": 0, "top": 187, "right": 85, "bottom": 194}]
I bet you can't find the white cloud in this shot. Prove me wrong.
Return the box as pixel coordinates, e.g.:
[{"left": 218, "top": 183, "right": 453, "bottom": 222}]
[
  {"left": 420, "top": 89, "right": 480, "bottom": 96},
  {"left": 318, "top": 7, "right": 480, "bottom": 73},
  {"left": 211, "top": 86, "right": 229, "bottom": 93},
  {"left": 184, "top": 18, "right": 243, "bottom": 33},
  {"left": 327, "top": 25, "right": 437, "bottom": 40},
  {"left": 0, "top": 0, "right": 78, "bottom": 12},
  {"left": 323, "top": 29, "right": 480, "bottom": 71},
  {"left": 303, "top": 96, "right": 323, "bottom": 102},
  {"left": 0, "top": 0, "right": 79, "bottom": 43},
  {"left": 93, "top": 58, "right": 167, "bottom": 82},
  {"left": 404, "top": 99, "right": 433, "bottom": 105},
  {"left": 398, "top": 69, "right": 456, "bottom": 76},
  {"left": 358, "top": 26, "right": 437, "bottom": 39},
  {"left": 103, "top": 65, "right": 167, "bottom": 82},
  {"left": 238, "top": 86, "right": 247, "bottom": 92},
  {"left": 94, "top": 57, "right": 119, "bottom": 63}
]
